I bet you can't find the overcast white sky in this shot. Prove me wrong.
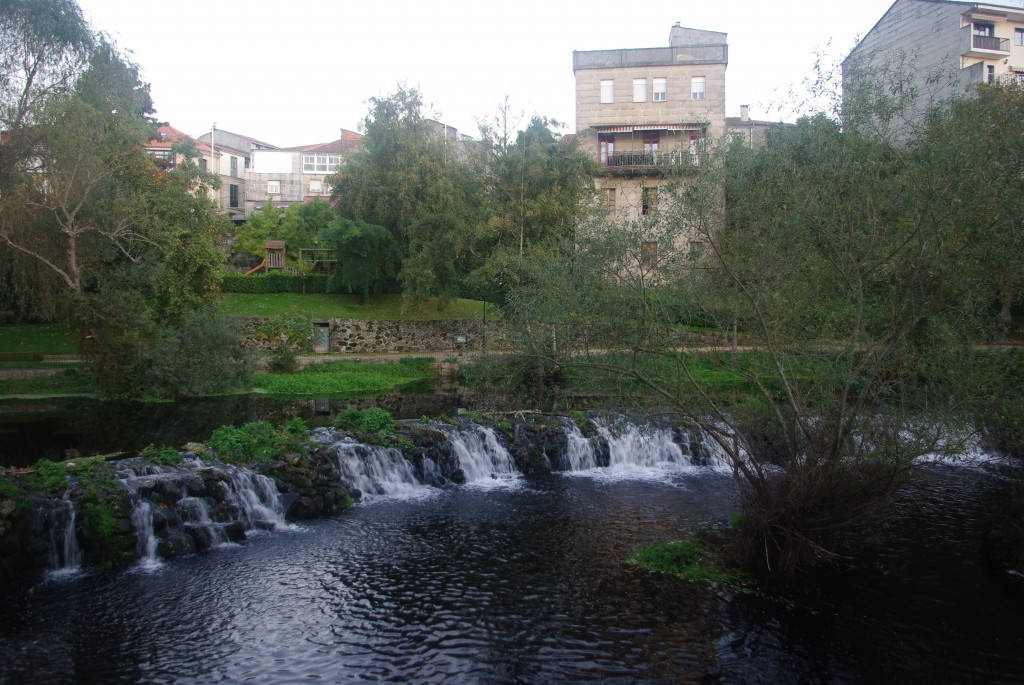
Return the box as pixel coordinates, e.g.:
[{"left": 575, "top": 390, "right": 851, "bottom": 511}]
[{"left": 76, "top": 0, "right": 896, "bottom": 148}]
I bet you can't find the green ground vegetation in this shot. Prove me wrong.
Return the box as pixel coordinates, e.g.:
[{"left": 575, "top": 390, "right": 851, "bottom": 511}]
[
  {"left": 206, "top": 417, "right": 309, "bottom": 465},
  {"left": 0, "top": 324, "right": 78, "bottom": 355},
  {"left": 221, "top": 293, "right": 489, "bottom": 321},
  {"left": 629, "top": 530, "right": 740, "bottom": 584},
  {"left": 253, "top": 357, "right": 436, "bottom": 396},
  {"left": 0, "top": 368, "right": 94, "bottom": 396}
]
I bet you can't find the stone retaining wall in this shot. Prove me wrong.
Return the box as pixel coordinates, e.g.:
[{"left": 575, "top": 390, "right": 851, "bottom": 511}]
[{"left": 323, "top": 319, "right": 509, "bottom": 354}]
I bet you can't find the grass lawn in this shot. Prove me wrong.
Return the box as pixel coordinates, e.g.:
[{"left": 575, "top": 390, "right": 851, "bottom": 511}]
[
  {"left": 253, "top": 358, "right": 437, "bottom": 396},
  {"left": 0, "top": 323, "right": 78, "bottom": 355},
  {"left": 221, "top": 293, "right": 492, "bottom": 321},
  {"left": 0, "top": 368, "right": 94, "bottom": 396}
]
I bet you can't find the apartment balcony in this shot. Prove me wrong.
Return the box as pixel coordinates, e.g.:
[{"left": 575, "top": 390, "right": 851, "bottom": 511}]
[
  {"left": 961, "top": 25, "right": 1010, "bottom": 58},
  {"left": 602, "top": 148, "right": 699, "bottom": 175}
]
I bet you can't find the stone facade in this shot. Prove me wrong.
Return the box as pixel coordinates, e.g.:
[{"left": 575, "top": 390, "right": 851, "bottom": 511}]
[{"left": 573, "top": 23, "right": 728, "bottom": 236}]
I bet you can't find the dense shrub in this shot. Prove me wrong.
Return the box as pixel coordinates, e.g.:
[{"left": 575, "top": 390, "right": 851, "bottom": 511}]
[
  {"left": 221, "top": 272, "right": 336, "bottom": 294},
  {"left": 207, "top": 419, "right": 309, "bottom": 465}
]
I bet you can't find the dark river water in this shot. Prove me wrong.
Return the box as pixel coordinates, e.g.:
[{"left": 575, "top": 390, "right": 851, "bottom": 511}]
[{"left": 2, "top": 459, "right": 1022, "bottom": 684}]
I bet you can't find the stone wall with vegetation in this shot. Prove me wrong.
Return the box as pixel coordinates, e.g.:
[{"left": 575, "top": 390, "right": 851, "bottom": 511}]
[{"left": 324, "top": 319, "right": 508, "bottom": 354}]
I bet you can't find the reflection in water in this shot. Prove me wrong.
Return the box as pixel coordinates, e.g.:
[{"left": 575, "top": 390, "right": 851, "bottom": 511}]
[
  {"left": 1, "top": 464, "right": 1021, "bottom": 683},
  {"left": 0, "top": 387, "right": 465, "bottom": 467}
]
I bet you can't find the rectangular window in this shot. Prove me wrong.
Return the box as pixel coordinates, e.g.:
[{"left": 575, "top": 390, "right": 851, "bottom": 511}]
[
  {"left": 309, "top": 180, "right": 323, "bottom": 195},
  {"left": 199, "top": 157, "right": 207, "bottom": 172},
  {"left": 600, "top": 79, "right": 614, "bottom": 104},
  {"left": 689, "top": 241, "right": 705, "bottom": 262},
  {"left": 640, "top": 241, "right": 657, "bottom": 268},
  {"left": 598, "top": 133, "right": 615, "bottom": 165},
  {"left": 1016, "top": 28, "right": 1024, "bottom": 46},
  {"left": 691, "top": 76, "right": 706, "bottom": 101},
  {"left": 267, "top": 180, "right": 281, "bottom": 194},
  {"left": 988, "top": 64, "right": 996, "bottom": 84},
  {"left": 633, "top": 78, "right": 647, "bottom": 102},
  {"left": 653, "top": 78, "right": 667, "bottom": 101},
  {"left": 302, "top": 154, "right": 340, "bottom": 173},
  {"left": 601, "top": 187, "right": 616, "bottom": 215},
  {"left": 641, "top": 187, "right": 657, "bottom": 215},
  {"left": 229, "top": 184, "right": 239, "bottom": 208},
  {"left": 973, "top": 22, "right": 994, "bottom": 37},
  {"left": 230, "top": 156, "right": 238, "bottom": 177}
]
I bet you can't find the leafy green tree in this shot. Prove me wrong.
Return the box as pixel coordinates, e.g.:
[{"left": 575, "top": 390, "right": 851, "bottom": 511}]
[
  {"left": 329, "top": 85, "right": 485, "bottom": 304},
  {"left": 320, "top": 219, "right": 399, "bottom": 304},
  {"left": 916, "top": 82, "right": 1024, "bottom": 323},
  {"left": 506, "top": 65, "right": 1005, "bottom": 576},
  {"left": 472, "top": 110, "right": 595, "bottom": 298},
  {"left": 234, "top": 199, "right": 332, "bottom": 266}
]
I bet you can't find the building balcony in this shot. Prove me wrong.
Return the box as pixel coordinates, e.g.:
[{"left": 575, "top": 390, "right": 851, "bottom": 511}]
[
  {"left": 602, "top": 148, "right": 699, "bottom": 173},
  {"left": 961, "top": 25, "right": 1010, "bottom": 58}
]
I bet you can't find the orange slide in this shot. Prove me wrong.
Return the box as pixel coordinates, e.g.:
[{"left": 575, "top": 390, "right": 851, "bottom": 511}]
[{"left": 244, "top": 259, "right": 266, "bottom": 276}]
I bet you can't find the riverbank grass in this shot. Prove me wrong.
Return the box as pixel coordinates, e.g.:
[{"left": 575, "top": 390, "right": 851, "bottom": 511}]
[
  {"left": 0, "top": 323, "right": 78, "bottom": 356},
  {"left": 630, "top": 532, "right": 739, "bottom": 584},
  {"left": 254, "top": 358, "right": 436, "bottom": 396}
]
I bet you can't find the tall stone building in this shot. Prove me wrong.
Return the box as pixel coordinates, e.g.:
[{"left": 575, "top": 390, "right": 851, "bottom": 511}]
[{"left": 573, "top": 23, "right": 728, "bottom": 225}]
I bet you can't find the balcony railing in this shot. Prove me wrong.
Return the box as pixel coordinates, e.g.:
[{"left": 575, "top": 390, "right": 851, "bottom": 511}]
[
  {"left": 973, "top": 34, "right": 1010, "bottom": 52},
  {"left": 603, "top": 149, "right": 699, "bottom": 169}
]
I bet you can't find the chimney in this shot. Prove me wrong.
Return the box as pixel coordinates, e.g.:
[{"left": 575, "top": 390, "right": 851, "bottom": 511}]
[{"left": 740, "top": 105, "right": 749, "bottom": 122}]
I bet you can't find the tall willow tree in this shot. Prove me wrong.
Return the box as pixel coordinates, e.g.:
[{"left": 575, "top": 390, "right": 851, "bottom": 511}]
[{"left": 329, "top": 85, "right": 484, "bottom": 304}]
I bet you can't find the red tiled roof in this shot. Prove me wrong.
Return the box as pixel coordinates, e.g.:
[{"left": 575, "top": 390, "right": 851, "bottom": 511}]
[{"left": 147, "top": 124, "right": 221, "bottom": 155}]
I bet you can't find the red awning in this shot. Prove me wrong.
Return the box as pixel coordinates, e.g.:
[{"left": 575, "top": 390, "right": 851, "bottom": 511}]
[{"left": 594, "top": 123, "right": 705, "bottom": 133}]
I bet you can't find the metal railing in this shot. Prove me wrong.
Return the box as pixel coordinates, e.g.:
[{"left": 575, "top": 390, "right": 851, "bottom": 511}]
[
  {"left": 603, "top": 149, "right": 699, "bottom": 169},
  {"left": 973, "top": 35, "right": 1010, "bottom": 52}
]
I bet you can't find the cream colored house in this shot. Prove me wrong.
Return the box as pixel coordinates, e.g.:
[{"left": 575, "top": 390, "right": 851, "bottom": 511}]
[
  {"left": 244, "top": 129, "right": 363, "bottom": 217},
  {"left": 844, "top": 1, "right": 1024, "bottom": 108},
  {"left": 573, "top": 23, "right": 728, "bottom": 228}
]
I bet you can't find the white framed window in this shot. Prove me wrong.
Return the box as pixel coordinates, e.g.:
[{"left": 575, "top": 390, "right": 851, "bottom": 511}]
[
  {"left": 1016, "top": 28, "right": 1024, "bottom": 46},
  {"left": 267, "top": 180, "right": 281, "bottom": 195},
  {"left": 633, "top": 78, "right": 647, "bottom": 102},
  {"left": 302, "top": 154, "right": 340, "bottom": 173},
  {"left": 653, "top": 78, "right": 667, "bottom": 101},
  {"left": 691, "top": 76, "right": 706, "bottom": 101},
  {"left": 309, "top": 180, "right": 323, "bottom": 195},
  {"left": 600, "top": 79, "right": 614, "bottom": 104}
]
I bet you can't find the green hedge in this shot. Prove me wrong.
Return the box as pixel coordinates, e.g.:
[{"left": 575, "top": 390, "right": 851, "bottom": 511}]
[{"left": 221, "top": 272, "right": 336, "bottom": 294}]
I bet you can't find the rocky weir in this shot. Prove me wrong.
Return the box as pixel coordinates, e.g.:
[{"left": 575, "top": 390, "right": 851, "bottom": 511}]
[{"left": 0, "top": 413, "right": 721, "bottom": 591}]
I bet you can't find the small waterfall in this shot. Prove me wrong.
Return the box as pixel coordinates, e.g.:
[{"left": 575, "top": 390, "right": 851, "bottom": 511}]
[
  {"left": 447, "top": 425, "right": 518, "bottom": 485},
  {"left": 131, "top": 500, "right": 160, "bottom": 568},
  {"left": 599, "top": 420, "right": 691, "bottom": 469},
  {"left": 45, "top": 492, "right": 82, "bottom": 575},
  {"left": 564, "top": 422, "right": 600, "bottom": 471},
  {"left": 329, "top": 438, "right": 430, "bottom": 500},
  {"left": 224, "top": 468, "right": 287, "bottom": 530},
  {"left": 176, "top": 496, "right": 230, "bottom": 548}
]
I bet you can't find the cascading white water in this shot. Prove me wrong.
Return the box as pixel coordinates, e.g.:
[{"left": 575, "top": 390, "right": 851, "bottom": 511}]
[
  {"left": 47, "top": 491, "right": 82, "bottom": 575},
  {"left": 564, "top": 422, "right": 600, "bottom": 471},
  {"left": 446, "top": 425, "right": 518, "bottom": 485},
  {"left": 224, "top": 468, "right": 287, "bottom": 530},
  {"left": 176, "top": 496, "right": 229, "bottom": 547},
  {"left": 131, "top": 500, "right": 160, "bottom": 568},
  {"left": 599, "top": 421, "right": 689, "bottom": 469},
  {"left": 329, "top": 437, "right": 430, "bottom": 500}
]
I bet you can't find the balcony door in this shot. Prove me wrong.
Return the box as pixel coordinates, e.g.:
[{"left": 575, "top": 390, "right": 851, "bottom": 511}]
[
  {"left": 599, "top": 134, "right": 615, "bottom": 165},
  {"left": 643, "top": 133, "right": 659, "bottom": 164}
]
